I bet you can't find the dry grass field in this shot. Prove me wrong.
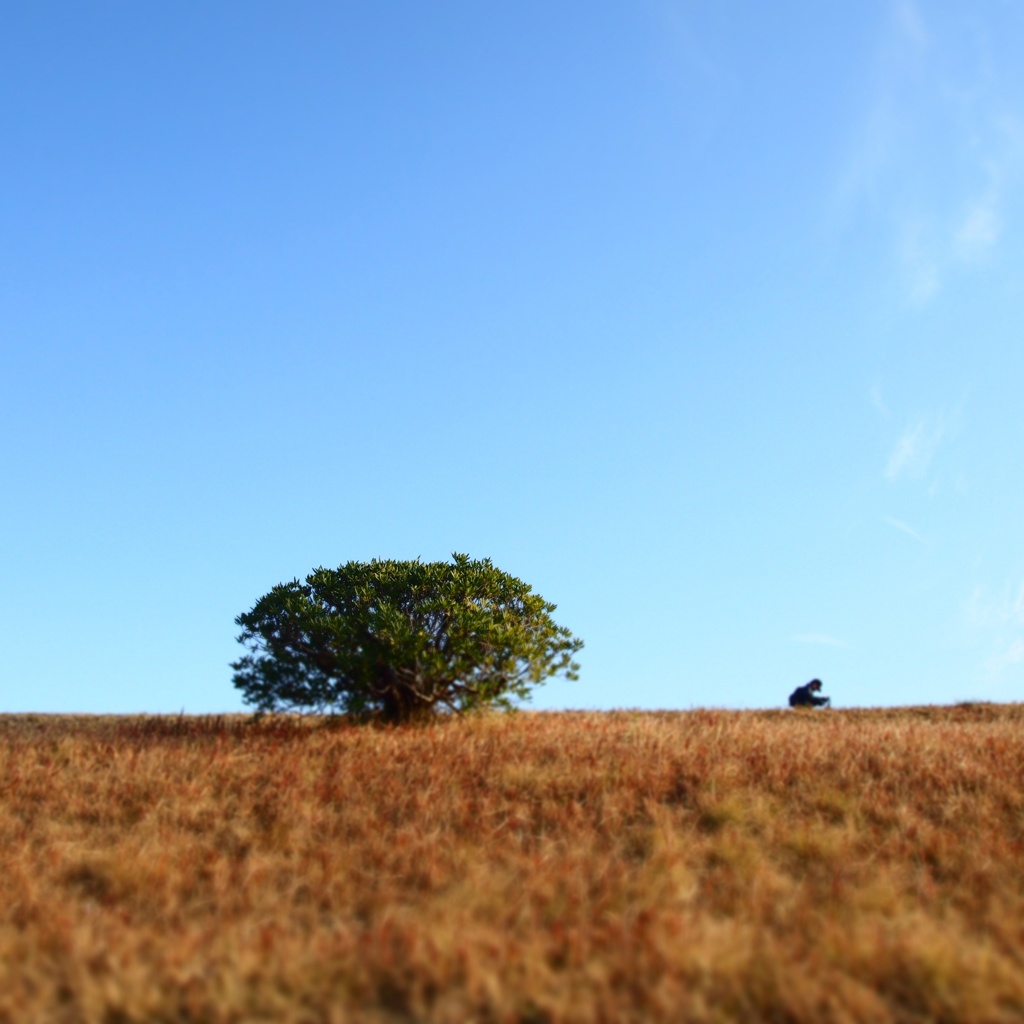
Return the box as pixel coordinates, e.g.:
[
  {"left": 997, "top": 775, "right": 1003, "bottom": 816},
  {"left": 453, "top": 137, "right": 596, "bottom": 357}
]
[{"left": 2, "top": 705, "right": 1024, "bottom": 1023}]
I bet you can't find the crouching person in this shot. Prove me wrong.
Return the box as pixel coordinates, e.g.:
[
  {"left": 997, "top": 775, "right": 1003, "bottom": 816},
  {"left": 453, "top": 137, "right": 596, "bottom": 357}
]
[{"left": 789, "top": 678, "right": 831, "bottom": 708}]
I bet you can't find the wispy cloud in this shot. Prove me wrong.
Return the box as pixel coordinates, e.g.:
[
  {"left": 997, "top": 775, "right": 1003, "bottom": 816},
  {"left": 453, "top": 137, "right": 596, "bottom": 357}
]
[
  {"left": 884, "top": 516, "right": 928, "bottom": 543},
  {"left": 883, "top": 401, "right": 964, "bottom": 486},
  {"left": 983, "top": 640, "right": 1024, "bottom": 676},
  {"left": 885, "top": 417, "right": 944, "bottom": 481},
  {"left": 966, "top": 580, "right": 1024, "bottom": 680},
  {"left": 894, "top": 0, "right": 929, "bottom": 51},
  {"left": 792, "top": 633, "right": 852, "bottom": 649},
  {"left": 832, "top": 0, "right": 1021, "bottom": 304},
  {"left": 870, "top": 383, "right": 892, "bottom": 420},
  {"left": 965, "top": 581, "right": 1024, "bottom": 629},
  {"left": 955, "top": 186, "right": 1002, "bottom": 263}
]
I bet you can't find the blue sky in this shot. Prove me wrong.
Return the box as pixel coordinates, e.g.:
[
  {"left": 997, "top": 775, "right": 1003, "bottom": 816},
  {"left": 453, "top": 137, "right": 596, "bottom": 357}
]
[{"left": 3, "top": 1, "right": 1023, "bottom": 713}]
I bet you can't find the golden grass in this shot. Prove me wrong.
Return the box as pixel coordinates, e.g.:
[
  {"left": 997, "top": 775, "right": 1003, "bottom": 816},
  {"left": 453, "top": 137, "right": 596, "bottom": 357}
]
[{"left": 2, "top": 705, "right": 1024, "bottom": 1022}]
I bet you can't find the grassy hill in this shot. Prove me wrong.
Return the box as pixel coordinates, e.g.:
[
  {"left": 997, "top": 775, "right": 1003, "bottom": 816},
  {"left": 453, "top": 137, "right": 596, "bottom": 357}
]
[{"left": 2, "top": 705, "right": 1023, "bottom": 1022}]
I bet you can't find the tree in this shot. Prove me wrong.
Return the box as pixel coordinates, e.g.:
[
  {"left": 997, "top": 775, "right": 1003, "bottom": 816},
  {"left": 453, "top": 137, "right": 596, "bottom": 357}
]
[{"left": 231, "top": 554, "right": 583, "bottom": 722}]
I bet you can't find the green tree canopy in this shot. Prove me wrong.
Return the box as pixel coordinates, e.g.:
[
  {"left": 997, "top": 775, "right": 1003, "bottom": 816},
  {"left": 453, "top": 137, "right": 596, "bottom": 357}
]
[{"left": 232, "top": 554, "right": 582, "bottom": 722}]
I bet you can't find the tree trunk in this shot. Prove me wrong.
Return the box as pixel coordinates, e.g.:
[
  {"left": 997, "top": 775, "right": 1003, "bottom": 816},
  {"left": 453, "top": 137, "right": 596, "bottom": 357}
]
[{"left": 375, "top": 663, "right": 433, "bottom": 723}]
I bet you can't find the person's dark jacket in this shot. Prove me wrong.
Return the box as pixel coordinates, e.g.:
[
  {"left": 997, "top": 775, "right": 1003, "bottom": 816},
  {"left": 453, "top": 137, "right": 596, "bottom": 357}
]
[{"left": 788, "top": 681, "right": 830, "bottom": 708}]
